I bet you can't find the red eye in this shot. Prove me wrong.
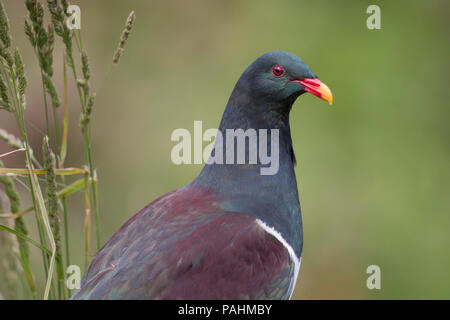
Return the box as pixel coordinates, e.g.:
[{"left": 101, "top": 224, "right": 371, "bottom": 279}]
[{"left": 272, "top": 65, "right": 284, "bottom": 77}]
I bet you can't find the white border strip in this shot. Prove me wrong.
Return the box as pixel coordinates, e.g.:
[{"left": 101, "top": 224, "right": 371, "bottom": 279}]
[{"left": 256, "top": 219, "right": 301, "bottom": 299}]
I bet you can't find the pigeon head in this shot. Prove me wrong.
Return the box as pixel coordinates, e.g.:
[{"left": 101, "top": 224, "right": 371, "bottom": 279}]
[
  {"left": 221, "top": 51, "right": 332, "bottom": 130},
  {"left": 230, "top": 51, "right": 332, "bottom": 111}
]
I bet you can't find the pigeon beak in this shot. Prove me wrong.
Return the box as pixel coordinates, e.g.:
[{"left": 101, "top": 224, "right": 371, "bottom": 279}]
[{"left": 294, "top": 78, "right": 333, "bottom": 105}]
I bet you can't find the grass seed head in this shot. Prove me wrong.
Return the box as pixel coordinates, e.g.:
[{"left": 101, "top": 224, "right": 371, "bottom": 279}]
[{"left": 113, "top": 11, "right": 135, "bottom": 64}]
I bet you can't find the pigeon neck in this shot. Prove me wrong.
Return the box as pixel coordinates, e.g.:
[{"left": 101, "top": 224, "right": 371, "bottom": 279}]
[
  {"left": 196, "top": 96, "right": 298, "bottom": 191},
  {"left": 192, "top": 93, "right": 303, "bottom": 257}
]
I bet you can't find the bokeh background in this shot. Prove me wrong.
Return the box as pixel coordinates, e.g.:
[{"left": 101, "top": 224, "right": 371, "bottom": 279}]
[{"left": 0, "top": 0, "right": 449, "bottom": 299}]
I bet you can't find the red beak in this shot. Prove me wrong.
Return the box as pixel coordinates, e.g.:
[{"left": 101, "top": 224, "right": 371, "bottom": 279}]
[{"left": 293, "top": 78, "right": 333, "bottom": 105}]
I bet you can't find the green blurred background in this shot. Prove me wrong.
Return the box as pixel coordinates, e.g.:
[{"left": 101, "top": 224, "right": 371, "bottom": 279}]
[{"left": 0, "top": 0, "right": 449, "bottom": 299}]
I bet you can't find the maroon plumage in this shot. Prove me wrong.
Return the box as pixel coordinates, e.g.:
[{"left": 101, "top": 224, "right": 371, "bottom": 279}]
[{"left": 72, "top": 187, "right": 294, "bottom": 299}]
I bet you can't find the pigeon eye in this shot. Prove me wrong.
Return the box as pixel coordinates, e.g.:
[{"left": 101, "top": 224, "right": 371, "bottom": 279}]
[{"left": 272, "top": 65, "right": 284, "bottom": 77}]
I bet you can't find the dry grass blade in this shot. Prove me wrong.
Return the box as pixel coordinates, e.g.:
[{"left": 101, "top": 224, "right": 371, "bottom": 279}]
[
  {"left": 0, "top": 148, "right": 25, "bottom": 158},
  {"left": 0, "top": 178, "right": 86, "bottom": 219},
  {"left": 26, "top": 156, "right": 56, "bottom": 300},
  {"left": 0, "top": 167, "right": 88, "bottom": 175},
  {"left": 0, "top": 222, "right": 51, "bottom": 255},
  {"left": 0, "top": 128, "right": 40, "bottom": 167}
]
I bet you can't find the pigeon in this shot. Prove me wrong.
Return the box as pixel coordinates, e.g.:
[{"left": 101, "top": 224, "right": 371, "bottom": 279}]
[{"left": 71, "top": 51, "right": 333, "bottom": 300}]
